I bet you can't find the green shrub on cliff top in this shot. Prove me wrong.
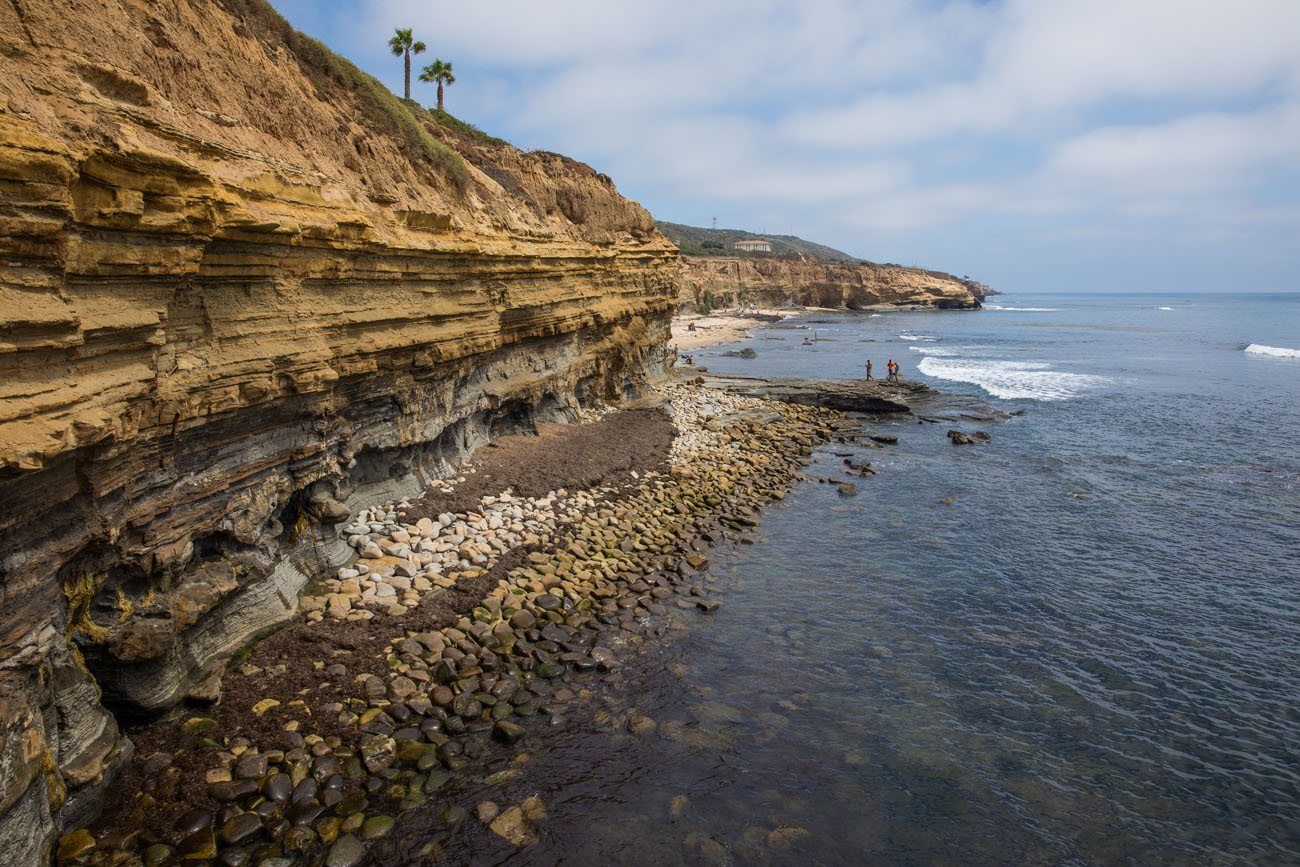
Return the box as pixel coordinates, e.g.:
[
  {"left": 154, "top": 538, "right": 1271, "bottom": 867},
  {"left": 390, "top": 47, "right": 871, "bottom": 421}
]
[
  {"left": 218, "top": 0, "right": 469, "bottom": 191},
  {"left": 423, "top": 108, "right": 509, "bottom": 148}
]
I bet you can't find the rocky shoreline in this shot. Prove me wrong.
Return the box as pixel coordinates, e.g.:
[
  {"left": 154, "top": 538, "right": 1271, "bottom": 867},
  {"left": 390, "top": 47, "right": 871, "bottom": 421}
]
[{"left": 60, "top": 380, "right": 872, "bottom": 866}]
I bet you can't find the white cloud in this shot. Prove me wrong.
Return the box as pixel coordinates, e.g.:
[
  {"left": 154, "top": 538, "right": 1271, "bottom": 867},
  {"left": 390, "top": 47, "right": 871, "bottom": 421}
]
[
  {"left": 1041, "top": 105, "right": 1300, "bottom": 197},
  {"left": 364, "top": 0, "right": 991, "bottom": 119},
  {"left": 786, "top": 0, "right": 1300, "bottom": 149},
  {"left": 835, "top": 181, "right": 999, "bottom": 231},
  {"left": 350, "top": 0, "right": 1300, "bottom": 289}
]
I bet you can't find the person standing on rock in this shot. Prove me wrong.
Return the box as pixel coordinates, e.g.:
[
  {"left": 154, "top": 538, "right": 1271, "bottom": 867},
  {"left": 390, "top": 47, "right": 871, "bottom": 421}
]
[
  {"left": 892, "top": 359, "right": 902, "bottom": 381},
  {"left": 865, "top": 359, "right": 873, "bottom": 380}
]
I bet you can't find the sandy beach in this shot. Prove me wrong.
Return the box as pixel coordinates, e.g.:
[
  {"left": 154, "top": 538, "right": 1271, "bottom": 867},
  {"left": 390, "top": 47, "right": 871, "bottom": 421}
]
[{"left": 669, "top": 309, "right": 791, "bottom": 351}]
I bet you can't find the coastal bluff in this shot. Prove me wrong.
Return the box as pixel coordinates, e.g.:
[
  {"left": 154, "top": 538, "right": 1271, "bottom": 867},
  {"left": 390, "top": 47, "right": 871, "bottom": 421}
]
[
  {"left": 0, "top": 0, "right": 675, "bottom": 857},
  {"left": 678, "top": 255, "right": 987, "bottom": 310}
]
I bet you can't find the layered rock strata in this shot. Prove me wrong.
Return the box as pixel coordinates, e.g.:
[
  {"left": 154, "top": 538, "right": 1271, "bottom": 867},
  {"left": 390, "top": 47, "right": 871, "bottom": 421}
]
[
  {"left": 0, "top": 0, "right": 675, "bottom": 858},
  {"left": 679, "top": 256, "right": 985, "bottom": 310}
]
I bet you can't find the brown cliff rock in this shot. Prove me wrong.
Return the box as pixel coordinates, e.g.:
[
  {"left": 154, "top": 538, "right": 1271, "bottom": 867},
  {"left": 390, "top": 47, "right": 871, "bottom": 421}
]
[
  {"left": 0, "top": 0, "right": 676, "bottom": 857},
  {"left": 679, "top": 256, "right": 985, "bottom": 310}
]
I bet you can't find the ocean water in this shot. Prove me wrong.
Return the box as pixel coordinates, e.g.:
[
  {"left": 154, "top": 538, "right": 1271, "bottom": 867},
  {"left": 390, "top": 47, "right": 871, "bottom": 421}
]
[{"left": 381, "top": 292, "right": 1300, "bottom": 865}]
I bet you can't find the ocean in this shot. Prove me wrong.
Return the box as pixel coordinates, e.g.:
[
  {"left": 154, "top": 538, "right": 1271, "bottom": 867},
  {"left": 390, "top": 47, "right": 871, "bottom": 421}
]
[{"left": 385, "top": 292, "right": 1300, "bottom": 865}]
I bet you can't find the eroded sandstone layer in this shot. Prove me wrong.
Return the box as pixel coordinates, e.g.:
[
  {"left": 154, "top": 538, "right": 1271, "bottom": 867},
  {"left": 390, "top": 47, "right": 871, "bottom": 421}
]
[
  {"left": 0, "top": 0, "right": 676, "bottom": 857},
  {"left": 679, "top": 256, "right": 986, "bottom": 310}
]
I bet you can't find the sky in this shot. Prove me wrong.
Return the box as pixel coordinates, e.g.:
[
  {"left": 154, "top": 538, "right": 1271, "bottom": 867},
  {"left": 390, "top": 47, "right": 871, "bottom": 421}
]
[{"left": 269, "top": 0, "right": 1300, "bottom": 293}]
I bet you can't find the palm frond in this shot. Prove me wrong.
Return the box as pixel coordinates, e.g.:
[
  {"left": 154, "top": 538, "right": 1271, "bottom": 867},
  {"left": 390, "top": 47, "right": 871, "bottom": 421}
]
[{"left": 389, "top": 27, "right": 413, "bottom": 54}]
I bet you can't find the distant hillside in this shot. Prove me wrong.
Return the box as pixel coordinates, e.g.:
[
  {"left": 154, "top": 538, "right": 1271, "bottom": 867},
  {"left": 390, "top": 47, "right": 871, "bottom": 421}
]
[
  {"left": 656, "top": 221, "right": 855, "bottom": 261},
  {"left": 658, "top": 220, "right": 996, "bottom": 298}
]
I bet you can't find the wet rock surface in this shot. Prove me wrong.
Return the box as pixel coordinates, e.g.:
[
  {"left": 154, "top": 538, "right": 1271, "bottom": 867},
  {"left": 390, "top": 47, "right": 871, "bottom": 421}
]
[
  {"left": 948, "top": 429, "right": 992, "bottom": 445},
  {"left": 697, "top": 372, "right": 932, "bottom": 414}
]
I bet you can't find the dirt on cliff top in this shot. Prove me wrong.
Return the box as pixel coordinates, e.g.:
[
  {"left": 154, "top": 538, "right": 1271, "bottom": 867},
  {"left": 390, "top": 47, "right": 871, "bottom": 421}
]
[
  {"left": 103, "top": 406, "right": 676, "bottom": 834},
  {"left": 0, "top": 0, "right": 667, "bottom": 245}
]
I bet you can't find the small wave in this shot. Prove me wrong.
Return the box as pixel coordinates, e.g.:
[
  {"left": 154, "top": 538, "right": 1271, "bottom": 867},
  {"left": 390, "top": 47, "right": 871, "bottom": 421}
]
[
  {"left": 869, "top": 313, "right": 882, "bottom": 318},
  {"left": 1155, "top": 306, "right": 1175, "bottom": 311},
  {"left": 899, "top": 332, "right": 938, "bottom": 342},
  {"left": 908, "top": 346, "right": 958, "bottom": 357},
  {"left": 918, "top": 357, "right": 1108, "bottom": 400},
  {"left": 984, "top": 305, "right": 1059, "bottom": 312},
  {"left": 1244, "top": 343, "right": 1300, "bottom": 359}
]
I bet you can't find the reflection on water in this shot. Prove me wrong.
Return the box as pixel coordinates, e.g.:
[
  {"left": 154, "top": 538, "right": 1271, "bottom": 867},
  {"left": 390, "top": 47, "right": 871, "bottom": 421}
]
[{"left": 374, "top": 294, "right": 1300, "bottom": 865}]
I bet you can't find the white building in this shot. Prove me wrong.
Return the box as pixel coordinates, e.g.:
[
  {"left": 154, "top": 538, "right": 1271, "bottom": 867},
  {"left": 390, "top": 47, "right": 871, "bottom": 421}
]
[{"left": 733, "top": 239, "right": 772, "bottom": 253}]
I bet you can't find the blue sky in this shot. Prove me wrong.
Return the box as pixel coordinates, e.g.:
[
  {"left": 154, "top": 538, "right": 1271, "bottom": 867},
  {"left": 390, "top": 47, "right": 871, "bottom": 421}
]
[{"left": 270, "top": 0, "right": 1300, "bottom": 293}]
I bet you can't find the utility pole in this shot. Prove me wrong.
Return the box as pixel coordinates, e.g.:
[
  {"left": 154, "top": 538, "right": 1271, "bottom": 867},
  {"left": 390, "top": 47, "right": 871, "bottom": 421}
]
[{"left": 712, "top": 216, "right": 718, "bottom": 230}]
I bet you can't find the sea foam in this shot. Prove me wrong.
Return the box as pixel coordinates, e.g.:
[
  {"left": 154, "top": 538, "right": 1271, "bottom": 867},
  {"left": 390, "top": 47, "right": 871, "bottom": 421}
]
[
  {"left": 984, "top": 305, "right": 1059, "bottom": 312},
  {"left": 917, "top": 357, "right": 1108, "bottom": 401},
  {"left": 908, "top": 345, "right": 959, "bottom": 357},
  {"left": 1245, "top": 344, "right": 1300, "bottom": 360}
]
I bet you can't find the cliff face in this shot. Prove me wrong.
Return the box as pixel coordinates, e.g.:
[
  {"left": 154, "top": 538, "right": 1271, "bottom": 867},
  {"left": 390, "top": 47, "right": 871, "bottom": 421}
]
[
  {"left": 0, "top": 0, "right": 676, "bottom": 856},
  {"left": 679, "top": 256, "right": 985, "bottom": 310}
]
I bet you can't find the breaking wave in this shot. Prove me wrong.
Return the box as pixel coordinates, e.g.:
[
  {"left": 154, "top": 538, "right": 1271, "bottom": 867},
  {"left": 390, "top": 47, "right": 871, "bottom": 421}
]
[
  {"left": 899, "top": 332, "right": 938, "bottom": 342},
  {"left": 1245, "top": 344, "right": 1300, "bottom": 360},
  {"left": 984, "top": 305, "right": 1060, "bottom": 312},
  {"left": 917, "top": 357, "right": 1109, "bottom": 401},
  {"left": 908, "top": 346, "right": 959, "bottom": 357},
  {"left": 1156, "top": 306, "right": 1175, "bottom": 311}
]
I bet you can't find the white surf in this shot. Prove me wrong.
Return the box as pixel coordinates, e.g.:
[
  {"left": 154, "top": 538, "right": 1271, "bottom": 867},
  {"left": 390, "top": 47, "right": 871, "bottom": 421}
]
[
  {"left": 917, "top": 357, "right": 1108, "bottom": 401},
  {"left": 1244, "top": 344, "right": 1300, "bottom": 360}
]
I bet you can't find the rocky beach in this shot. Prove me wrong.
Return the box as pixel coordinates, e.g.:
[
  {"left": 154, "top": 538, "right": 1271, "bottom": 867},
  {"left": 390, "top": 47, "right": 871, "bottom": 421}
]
[{"left": 67, "top": 378, "right": 891, "bottom": 866}]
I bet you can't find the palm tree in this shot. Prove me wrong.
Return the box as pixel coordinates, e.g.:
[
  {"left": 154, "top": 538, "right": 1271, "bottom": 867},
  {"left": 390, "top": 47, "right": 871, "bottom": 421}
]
[
  {"left": 388, "top": 28, "right": 426, "bottom": 100},
  {"left": 420, "top": 59, "right": 456, "bottom": 112}
]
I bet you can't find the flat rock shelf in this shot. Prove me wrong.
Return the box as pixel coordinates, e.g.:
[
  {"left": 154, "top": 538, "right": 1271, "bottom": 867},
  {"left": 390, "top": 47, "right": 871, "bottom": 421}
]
[{"left": 691, "top": 370, "right": 933, "bottom": 413}]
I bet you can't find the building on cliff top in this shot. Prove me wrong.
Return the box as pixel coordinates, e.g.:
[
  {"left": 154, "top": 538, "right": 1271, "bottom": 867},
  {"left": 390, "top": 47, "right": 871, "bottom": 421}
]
[{"left": 733, "top": 239, "right": 772, "bottom": 253}]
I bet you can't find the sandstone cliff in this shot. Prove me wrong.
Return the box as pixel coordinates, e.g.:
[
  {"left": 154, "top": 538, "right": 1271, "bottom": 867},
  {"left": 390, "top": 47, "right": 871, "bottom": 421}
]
[
  {"left": 679, "top": 256, "right": 985, "bottom": 310},
  {"left": 0, "top": 0, "right": 676, "bottom": 857}
]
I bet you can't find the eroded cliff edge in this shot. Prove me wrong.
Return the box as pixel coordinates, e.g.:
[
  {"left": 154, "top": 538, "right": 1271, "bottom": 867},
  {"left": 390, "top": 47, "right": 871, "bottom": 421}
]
[
  {"left": 0, "top": 0, "right": 676, "bottom": 856},
  {"left": 679, "top": 256, "right": 986, "bottom": 310}
]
